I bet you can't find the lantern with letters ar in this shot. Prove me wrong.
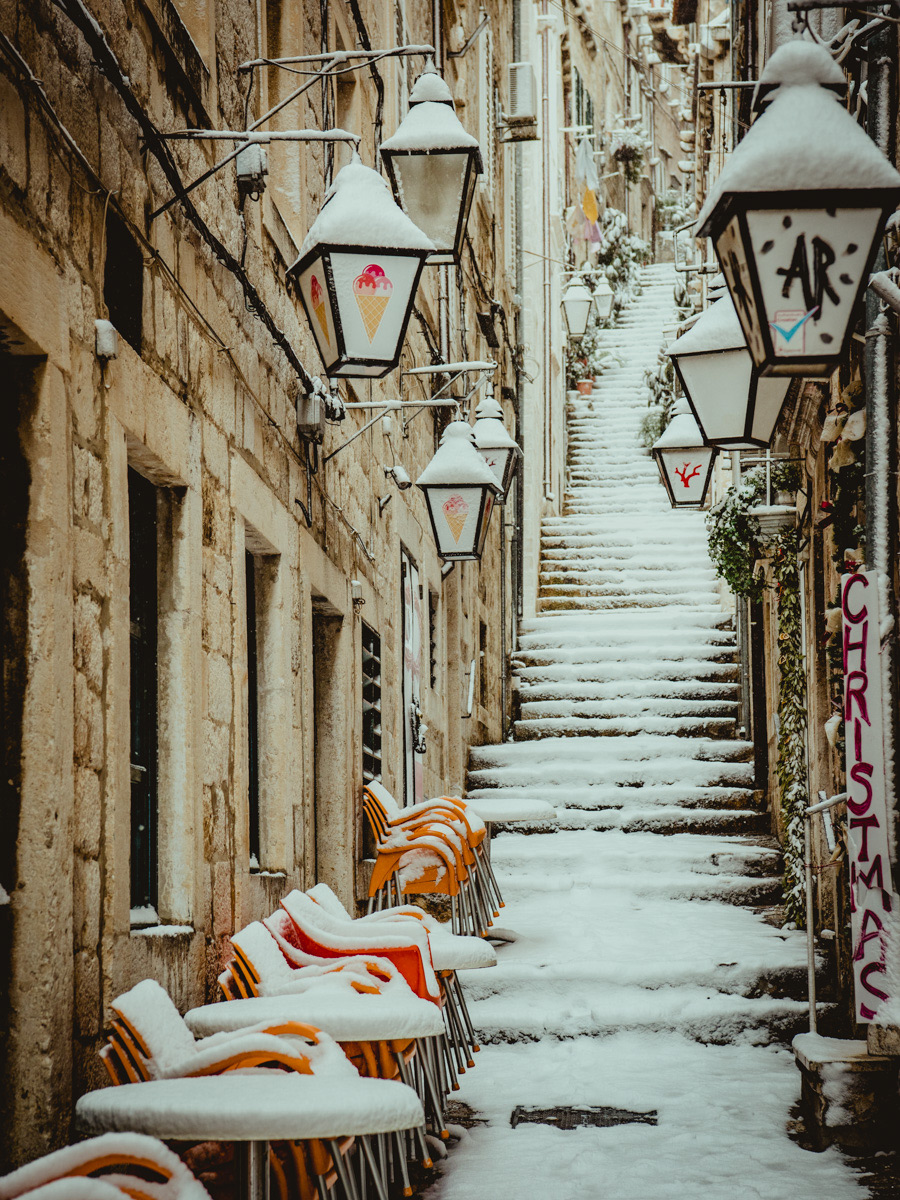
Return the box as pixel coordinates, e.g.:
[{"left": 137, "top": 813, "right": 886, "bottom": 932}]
[
  {"left": 697, "top": 41, "right": 900, "bottom": 378},
  {"left": 667, "top": 296, "right": 791, "bottom": 450},
  {"left": 472, "top": 388, "right": 521, "bottom": 501},
  {"left": 380, "top": 65, "right": 483, "bottom": 266},
  {"left": 288, "top": 156, "right": 435, "bottom": 378},
  {"left": 652, "top": 405, "right": 716, "bottom": 509},
  {"left": 417, "top": 421, "right": 502, "bottom": 560}
]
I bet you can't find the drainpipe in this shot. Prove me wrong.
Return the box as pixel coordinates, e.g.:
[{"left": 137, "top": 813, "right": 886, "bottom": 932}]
[
  {"left": 864, "top": 25, "right": 899, "bottom": 872},
  {"left": 540, "top": 0, "right": 553, "bottom": 502}
]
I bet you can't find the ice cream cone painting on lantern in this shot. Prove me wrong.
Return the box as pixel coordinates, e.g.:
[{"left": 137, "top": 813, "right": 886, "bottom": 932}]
[
  {"left": 310, "top": 275, "right": 330, "bottom": 344},
  {"left": 353, "top": 265, "right": 393, "bottom": 342},
  {"left": 442, "top": 494, "right": 469, "bottom": 543}
]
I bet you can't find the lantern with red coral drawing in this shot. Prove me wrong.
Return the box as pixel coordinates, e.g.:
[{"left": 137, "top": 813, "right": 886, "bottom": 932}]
[
  {"left": 288, "top": 155, "right": 435, "bottom": 377},
  {"left": 417, "top": 421, "right": 502, "bottom": 560},
  {"left": 652, "top": 405, "right": 716, "bottom": 509}
]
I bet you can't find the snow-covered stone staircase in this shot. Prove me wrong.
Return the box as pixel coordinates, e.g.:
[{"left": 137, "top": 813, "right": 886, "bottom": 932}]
[{"left": 427, "top": 265, "right": 862, "bottom": 1200}]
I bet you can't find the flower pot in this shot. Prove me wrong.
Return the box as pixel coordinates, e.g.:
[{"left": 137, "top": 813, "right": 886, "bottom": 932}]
[{"left": 576, "top": 379, "right": 594, "bottom": 396}]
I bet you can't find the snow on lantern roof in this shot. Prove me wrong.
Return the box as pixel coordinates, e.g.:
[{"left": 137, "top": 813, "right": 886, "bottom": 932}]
[
  {"left": 697, "top": 82, "right": 900, "bottom": 234},
  {"left": 294, "top": 157, "right": 435, "bottom": 262},
  {"left": 653, "top": 411, "right": 707, "bottom": 450},
  {"left": 473, "top": 396, "right": 519, "bottom": 451},
  {"left": 757, "top": 40, "right": 845, "bottom": 90},
  {"left": 667, "top": 295, "right": 745, "bottom": 356},
  {"left": 671, "top": 395, "right": 692, "bottom": 416},
  {"left": 408, "top": 65, "right": 455, "bottom": 106},
  {"left": 380, "top": 99, "right": 480, "bottom": 153},
  {"left": 417, "top": 420, "right": 502, "bottom": 487}
]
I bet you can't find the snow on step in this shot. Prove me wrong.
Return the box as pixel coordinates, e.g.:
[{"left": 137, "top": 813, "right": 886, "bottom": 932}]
[{"left": 429, "top": 266, "right": 860, "bottom": 1200}]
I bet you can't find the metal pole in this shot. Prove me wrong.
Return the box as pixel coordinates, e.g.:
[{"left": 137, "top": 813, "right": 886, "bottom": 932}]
[
  {"left": 540, "top": 0, "right": 553, "bottom": 501},
  {"left": 804, "top": 813, "right": 817, "bottom": 1033},
  {"left": 865, "top": 23, "right": 899, "bottom": 874}
]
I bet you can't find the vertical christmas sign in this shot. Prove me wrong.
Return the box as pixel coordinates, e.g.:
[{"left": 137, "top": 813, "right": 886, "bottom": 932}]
[{"left": 842, "top": 570, "right": 898, "bottom": 1022}]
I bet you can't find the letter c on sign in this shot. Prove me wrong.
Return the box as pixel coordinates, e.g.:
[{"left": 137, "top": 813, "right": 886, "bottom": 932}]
[{"left": 843, "top": 573, "right": 869, "bottom": 625}]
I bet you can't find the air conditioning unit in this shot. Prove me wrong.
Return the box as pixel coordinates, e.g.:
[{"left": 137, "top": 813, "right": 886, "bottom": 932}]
[{"left": 504, "top": 62, "right": 538, "bottom": 140}]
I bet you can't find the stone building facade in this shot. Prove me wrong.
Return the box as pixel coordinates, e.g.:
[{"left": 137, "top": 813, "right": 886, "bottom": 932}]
[{"left": 0, "top": 0, "right": 528, "bottom": 1167}]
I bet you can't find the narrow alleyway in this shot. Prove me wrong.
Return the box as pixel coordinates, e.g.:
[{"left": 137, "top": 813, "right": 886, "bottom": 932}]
[{"left": 426, "top": 267, "right": 865, "bottom": 1199}]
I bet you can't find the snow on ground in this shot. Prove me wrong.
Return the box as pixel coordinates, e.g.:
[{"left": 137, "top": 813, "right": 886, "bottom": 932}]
[{"left": 427, "top": 266, "right": 865, "bottom": 1199}]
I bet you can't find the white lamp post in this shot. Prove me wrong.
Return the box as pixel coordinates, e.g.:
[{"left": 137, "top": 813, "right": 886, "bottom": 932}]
[
  {"left": 288, "top": 156, "right": 435, "bottom": 378},
  {"left": 417, "top": 421, "right": 502, "bottom": 560},
  {"left": 697, "top": 40, "right": 900, "bottom": 378},
  {"left": 380, "top": 65, "right": 483, "bottom": 266},
  {"left": 472, "top": 388, "right": 521, "bottom": 500},
  {"left": 561, "top": 277, "right": 594, "bottom": 340},
  {"left": 667, "top": 295, "right": 791, "bottom": 449},
  {"left": 652, "top": 408, "right": 717, "bottom": 508},
  {"left": 593, "top": 276, "right": 615, "bottom": 324}
]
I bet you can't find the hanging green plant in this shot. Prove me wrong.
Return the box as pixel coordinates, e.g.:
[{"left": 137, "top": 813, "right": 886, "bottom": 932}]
[
  {"left": 771, "top": 526, "right": 808, "bottom": 926},
  {"left": 705, "top": 462, "right": 802, "bottom": 600}
]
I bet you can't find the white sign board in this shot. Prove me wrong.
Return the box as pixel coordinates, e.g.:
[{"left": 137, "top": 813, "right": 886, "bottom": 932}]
[{"left": 842, "top": 570, "right": 898, "bottom": 1022}]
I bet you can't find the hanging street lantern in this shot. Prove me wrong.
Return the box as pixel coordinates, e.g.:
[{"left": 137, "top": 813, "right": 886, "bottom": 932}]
[
  {"left": 697, "top": 40, "right": 900, "bottom": 378},
  {"left": 472, "top": 387, "right": 522, "bottom": 501},
  {"left": 593, "top": 276, "right": 615, "bottom": 324},
  {"left": 561, "top": 276, "right": 594, "bottom": 340},
  {"left": 380, "top": 64, "right": 483, "bottom": 266},
  {"left": 666, "top": 295, "right": 791, "bottom": 450},
  {"left": 288, "top": 155, "right": 435, "bottom": 378},
  {"left": 652, "top": 404, "right": 717, "bottom": 509},
  {"left": 417, "top": 420, "right": 502, "bottom": 560}
]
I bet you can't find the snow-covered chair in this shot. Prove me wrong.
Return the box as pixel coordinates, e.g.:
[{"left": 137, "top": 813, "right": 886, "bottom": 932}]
[
  {"left": 0, "top": 1133, "right": 210, "bottom": 1200},
  {"left": 99, "top": 979, "right": 420, "bottom": 1200},
  {"left": 304, "top": 883, "right": 494, "bottom": 1069},
  {"left": 362, "top": 783, "right": 499, "bottom": 937}
]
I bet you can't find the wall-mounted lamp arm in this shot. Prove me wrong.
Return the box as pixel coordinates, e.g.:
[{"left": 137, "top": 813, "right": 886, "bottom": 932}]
[
  {"left": 447, "top": 14, "right": 490, "bottom": 58},
  {"left": 150, "top": 128, "right": 360, "bottom": 220}
]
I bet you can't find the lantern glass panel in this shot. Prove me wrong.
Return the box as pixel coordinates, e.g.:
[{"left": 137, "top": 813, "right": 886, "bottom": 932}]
[
  {"left": 562, "top": 289, "right": 593, "bottom": 339},
  {"left": 478, "top": 445, "right": 515, "bottom": 496},
  {"left": 750, "top": 374, "right": 792, "bottom": 444},
  {"left": 676, "top": 348, "right": 754, "bottom": 447},
  {"left": 426, "top": 484, "right": 490, "bottom": 558},
  {"left": 717, "top": 204, "right": 886, "bottom": 377},
  {"left": 388, "top": 151, "right": 472, "bottom": 261},
  {"left": 657, "top": 446, "right": 715, "bottom": 507},
  {"left": 330, "top": 251, "right": 422, "bottom": 375},
  {"left": 296, "top": 255, "right": 338, "bottom": 367}
]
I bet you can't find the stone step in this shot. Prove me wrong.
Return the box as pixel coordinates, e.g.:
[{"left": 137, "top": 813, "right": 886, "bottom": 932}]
[
  {"left": 513, "top": 715, "right": 741, "bottom": 741},
  {"left": 516, "top": 680, "right": 740, "bottom": 702},
  {"left": 537, "top": 596, "right": 726, "bottom": 613},
  {"left": 518, "top": 698, "right": 739, "bottom": 721}
]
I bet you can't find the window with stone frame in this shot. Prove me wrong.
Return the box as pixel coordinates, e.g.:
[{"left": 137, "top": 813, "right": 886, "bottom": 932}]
[{"left": 128, "top": 467, "right": 159, "bottom": 915}]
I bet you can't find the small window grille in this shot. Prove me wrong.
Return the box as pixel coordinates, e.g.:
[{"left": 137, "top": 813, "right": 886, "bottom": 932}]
[
  {"left": 104, "top": 212, "right": 143, "bottom": 355},
  {"left": 362, "top": 623, "right": 382, "bottom": 784},
  {"left": 428, "top": 591, "right": 439, "bottom": 690},
  {"left": 245, "top": 551, "right": 260, "bottom": 867}
]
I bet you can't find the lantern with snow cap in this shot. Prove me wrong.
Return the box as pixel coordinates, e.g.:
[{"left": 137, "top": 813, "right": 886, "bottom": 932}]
[
  {"left": 697, "top": 41, "right": 900, "bottom": 378},
  {"left": 417, "top": 421, "right": 502, "bottom": 560},
  {"left": 593, "top": 276, "right": 615, "bottom": 324},
  {"left": 472, "top": 387, "right": 522, "bottom": 501},
  {"left": 380, "top": 64, "right": 483, "bottom": 266},
  {"left": 288, "top": 156, "right": 435, "bottom": 377},
  {"left": 667, "top": 295, "right": 791, "bottom": 450},
  {"left": 561, "top": 276, "right": 594, "bottom": 340},
  {"left": 652, "top": 402, "right": 717, "bottom": 509}
]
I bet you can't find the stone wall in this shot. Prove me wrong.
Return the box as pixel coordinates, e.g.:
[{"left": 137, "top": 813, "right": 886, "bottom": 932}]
[{"left": 0, "top": 0, "right": 520, "bottom": 1166}]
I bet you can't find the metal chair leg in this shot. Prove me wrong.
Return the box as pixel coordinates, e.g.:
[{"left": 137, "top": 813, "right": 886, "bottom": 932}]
[{"left": 451, "top": 971, "right": 479, "bottom": 1054}]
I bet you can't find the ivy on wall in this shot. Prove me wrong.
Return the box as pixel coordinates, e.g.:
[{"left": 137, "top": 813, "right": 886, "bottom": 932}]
[{"left": 771, "top": 528, "right": 808, "bottom": 926}]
